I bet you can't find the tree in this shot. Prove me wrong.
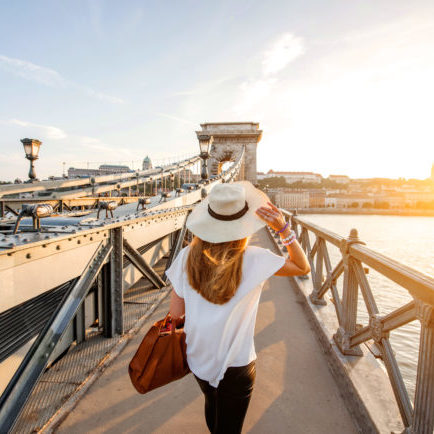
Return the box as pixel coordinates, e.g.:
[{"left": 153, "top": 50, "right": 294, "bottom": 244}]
[
  {"left": 374, "top": 201, "right": 390, "bottom": 209},
  {"left": 257, "top": 176, "right": 288, "bottom": 189}
]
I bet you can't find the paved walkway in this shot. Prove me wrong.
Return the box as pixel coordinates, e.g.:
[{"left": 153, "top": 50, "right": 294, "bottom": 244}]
[{"left": 57, "top": 229, "right": 358, "bottom": 433}]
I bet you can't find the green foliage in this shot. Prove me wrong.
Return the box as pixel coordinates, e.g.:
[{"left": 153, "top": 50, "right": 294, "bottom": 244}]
[
  {"left": 374, "top": 200, "right": 390, "bottom": 209},
  {"left": 257, "top": 176, "right": 288, "bottom": 188},
  {"left": 414, "top": 200, "right": 434, "bottom": 209},
  {"left": 257, "top": 177, "right": 349, "bottom": 190}
]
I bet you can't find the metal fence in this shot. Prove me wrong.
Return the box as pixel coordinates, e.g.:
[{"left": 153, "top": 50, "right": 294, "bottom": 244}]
[
  {"left": 275, "top": 209, "right": 434, "bottom": 434},
  {"left": 0, "top": 148, "right": 245, "bottom": 433},
  {"left": 0, "top": 210, "right": 189, "bottom": 432}
]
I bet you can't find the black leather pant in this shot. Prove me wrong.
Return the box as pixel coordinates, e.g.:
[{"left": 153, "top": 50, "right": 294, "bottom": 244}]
[{"left": 194, "top": 360, "right": 256, "bottom": 434}]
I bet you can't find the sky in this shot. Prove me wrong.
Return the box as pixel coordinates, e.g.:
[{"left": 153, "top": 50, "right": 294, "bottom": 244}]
[{"left": 0, "top": 0, "right": 433, "bottom": 181}]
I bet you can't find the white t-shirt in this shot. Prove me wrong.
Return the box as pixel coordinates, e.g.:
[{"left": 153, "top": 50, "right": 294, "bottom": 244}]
[{"left": 165, "top": 244, "right": 285, "bottom": 387}]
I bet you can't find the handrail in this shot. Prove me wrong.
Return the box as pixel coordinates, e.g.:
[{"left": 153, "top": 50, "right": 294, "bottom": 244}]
[
  {"left": 279, "top": 209, "right": 434, "bottom": 434},
  {"left": 0, "top": 155, "right": 200, "bottom": 198}
]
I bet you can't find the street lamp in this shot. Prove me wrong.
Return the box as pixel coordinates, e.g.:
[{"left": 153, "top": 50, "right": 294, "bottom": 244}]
[
  {"left": 169, "top": 172, "right": 175, "bottom": 190},
  {"left": 90, "top": 177, "right": 96, "bottom": 196},
  {"left": 21, "top": 138, "right": 42, "bottom": 182},
  {"left": 154, "top": 166, "right": 164, "bottom": 196},
  {"left": 197, "top": 135, "right": 213, "bottom": 181},
  {"left": 135, "top": 171, "right": 140, "bottom": 196}
]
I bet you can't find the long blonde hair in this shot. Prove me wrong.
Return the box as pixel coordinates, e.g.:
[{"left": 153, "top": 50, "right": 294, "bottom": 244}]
[{"left": 186, "top": 236, "right": 249, "bottom": 304}]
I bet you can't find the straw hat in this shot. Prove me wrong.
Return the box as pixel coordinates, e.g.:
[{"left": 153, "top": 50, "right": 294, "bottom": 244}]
[{"left": 186, "top": 181, "right": 270, "bottom": 243}]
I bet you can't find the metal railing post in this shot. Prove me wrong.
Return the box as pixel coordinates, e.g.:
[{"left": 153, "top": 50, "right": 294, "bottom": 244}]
[
  {"left": 109, "top": 227, "right": 124, "bottom": 336},
  {"left": 101, "top": 259, "right": 112, "bottom": 337},
  {"left": 407, "top": 300, "right": 434, "bottom": 434},
  {"left": 309, "top": 237, "right": 327, "bottom": 305},
  {"left": 333, "top": 229, "right": 363, "bottom": 356}
]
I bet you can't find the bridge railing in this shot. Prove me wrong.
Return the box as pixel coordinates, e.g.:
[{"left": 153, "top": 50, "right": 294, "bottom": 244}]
[
  {"left": 0, "top": 206, "right": 192, "bottom": 433},
  {"left": 275, "top": 209, "right": 433, "bottom": 434},
  {"left": 0, "top": 155, "right": 242, "bottom": 217},
  {"left": 0, "top": 155, "right": 201, "bottom": 199},
  {"left": 0, "top": 149, "right": 244, "bottom": 432}
]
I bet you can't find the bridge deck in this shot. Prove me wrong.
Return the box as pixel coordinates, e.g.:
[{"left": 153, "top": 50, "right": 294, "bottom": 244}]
[{"left": 57, "top": 229, "right": 358, "bottom": 433}]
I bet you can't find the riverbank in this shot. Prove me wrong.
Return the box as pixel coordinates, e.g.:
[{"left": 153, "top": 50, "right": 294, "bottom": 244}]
[{"left": 294, "top": 208, "right": 434, "bottom": 217}]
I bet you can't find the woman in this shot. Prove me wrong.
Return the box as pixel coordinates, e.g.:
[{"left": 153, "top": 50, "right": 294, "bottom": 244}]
[{"left": 165, "top": 181, "right": 310, "bottom": 434}]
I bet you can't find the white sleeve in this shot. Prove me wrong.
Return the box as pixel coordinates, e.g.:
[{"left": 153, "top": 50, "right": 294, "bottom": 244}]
[
  {"left": 165, "top": 246, "right": 188, "bottom": 298},
  {"left": 250, "top": 246, "right": 286, "bottom": 286}
]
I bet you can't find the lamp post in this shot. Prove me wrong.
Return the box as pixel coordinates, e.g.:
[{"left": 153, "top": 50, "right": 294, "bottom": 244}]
[
  {"left": 135, "top": 171, "right": 140, "bottom": 196},
  {"left": 21, "top": 138, "right": 42, "bottom": 182},
  {"left": 155, "top": 166, "right": 163, "bottom": 195},
  {"left": 169, "top": 172, "right": 175, "bottom": 191},
  {"left": 90, "top": 177, "right": 96, "bottom": 196},
  {"left": 197, "top": 135, "right": 213, "bottom": 181}
]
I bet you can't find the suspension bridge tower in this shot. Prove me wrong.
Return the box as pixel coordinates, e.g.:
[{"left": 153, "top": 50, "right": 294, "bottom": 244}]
[{"left": 196, "top": 122, "right": 262, "bottom": 184}]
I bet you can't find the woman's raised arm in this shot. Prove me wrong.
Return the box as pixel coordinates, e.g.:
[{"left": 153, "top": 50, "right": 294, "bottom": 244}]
[{"left": 255, "top": 202, "right": 310, "bottom": 276}]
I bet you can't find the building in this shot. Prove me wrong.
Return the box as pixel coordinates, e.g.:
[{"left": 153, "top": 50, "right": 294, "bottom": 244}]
[
  {"left": 257, "top": 172, "right": 267, "bottom": 180},
  {"left": 68, "top": 164, "right": 132, "bottom": 178},
  {"left": 98, "top": 164, "right": 131, "bottom": 174},
  {"left": 275, "top": 191, "right": 310, "bottom": 209},
  {"left": 327, "top": 193, "right": 374, "bottom": 208},
  {"left": 325, "top": 197, "right": 337, "bottom": 208},
  {"left": 68, "top": 167, "right": 104, "bottom": 178},
  {"left": 142, "top": 156, "right": 152, "bottom": 170},
  {"left": 266, "top": 170, "right": 322, "bottom": 184},
  {"left": 309, "top": 190, "right": 326, "bottom": 208},
  {"left": 327, "top": 174, "right": 350, "bottom": 184}
]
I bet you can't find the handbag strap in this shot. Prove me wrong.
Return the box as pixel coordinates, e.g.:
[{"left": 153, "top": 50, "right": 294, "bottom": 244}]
[
  {"left": 158, "top": 313, "right": 177, "bottom": 335},
  {"left": 159, "top": 312, "right": 185, "bottom": 335}
]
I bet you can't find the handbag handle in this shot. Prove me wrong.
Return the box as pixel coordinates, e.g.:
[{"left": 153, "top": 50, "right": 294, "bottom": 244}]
[
  {"left": 159, "top": 313, "right": 179, "bottom": 335},
  {"left": 170, "top": 315, "right": 185, "bottom": 334}
]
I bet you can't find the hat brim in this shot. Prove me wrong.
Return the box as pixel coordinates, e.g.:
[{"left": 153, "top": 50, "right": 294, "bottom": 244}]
[{"left": 186, "top": 181, "right": 270, "bottom": 243}]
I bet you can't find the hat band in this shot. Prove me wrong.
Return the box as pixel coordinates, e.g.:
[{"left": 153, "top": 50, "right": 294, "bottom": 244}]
[{"left": 208, "top": 201, "right": 249, "bottom": 221}]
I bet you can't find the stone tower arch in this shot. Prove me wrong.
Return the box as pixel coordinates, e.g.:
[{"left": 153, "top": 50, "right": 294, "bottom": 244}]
[{"left": 196, "top": 122, "right": 262, "bottom": 184}]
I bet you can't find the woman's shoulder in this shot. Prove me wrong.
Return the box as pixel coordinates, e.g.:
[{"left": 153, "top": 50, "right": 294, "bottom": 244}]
[
  {"left": 244, "top": 245, "right": 285, "bottom": 265},
  {"left": 245, "top": 245, "right": 271, "bottom": 256},
  {"left": 178, "top": 245, "right": 190, "bottom": 264},
  {"left": 244, "top": 245, "right": 268, "bottom": 262}
]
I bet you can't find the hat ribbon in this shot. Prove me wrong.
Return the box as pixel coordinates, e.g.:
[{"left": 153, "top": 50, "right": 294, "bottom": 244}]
[{"left": 207, "top": 201, "right": 249, "bottom": 221}]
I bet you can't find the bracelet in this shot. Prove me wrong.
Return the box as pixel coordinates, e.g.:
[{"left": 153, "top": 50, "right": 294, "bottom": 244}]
[
  {"left": 277, "top": 222, "right": 289, "bottom": 234},
  {"left": 282, "top": 237, "right": 296, "bottom": 246},
  {"left": 280, "top": 230, "right": 296, "bottom": 243},
  {"left": 282, "top": 237, "right": 297, "bottom": 247}
]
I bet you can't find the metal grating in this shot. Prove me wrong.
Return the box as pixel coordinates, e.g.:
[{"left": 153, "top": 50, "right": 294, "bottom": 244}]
[
  {"left": 0, "top": 279, "right": 76, "bottom": 363},
  {"left": 11, "top": 257, "right": 170, "bottom": 434}
]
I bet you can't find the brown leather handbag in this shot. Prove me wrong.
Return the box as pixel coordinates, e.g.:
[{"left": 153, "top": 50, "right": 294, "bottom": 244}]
[{"left": 128, "top": 313, "right": 190, "bottom": 394}]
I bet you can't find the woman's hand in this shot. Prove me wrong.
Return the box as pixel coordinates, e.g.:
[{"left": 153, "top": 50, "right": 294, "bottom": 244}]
[{"left": 255, "top": 202, "right": 289, "bottom": 232}]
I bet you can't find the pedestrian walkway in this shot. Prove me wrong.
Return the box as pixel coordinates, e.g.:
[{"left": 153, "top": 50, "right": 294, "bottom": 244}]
[{"left": 57, "top": 229, "right": 358, "bottom": 433}]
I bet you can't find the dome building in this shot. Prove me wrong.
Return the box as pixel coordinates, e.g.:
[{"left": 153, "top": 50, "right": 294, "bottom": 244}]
[{"left": 142, "top": 156, "right": 152, "bottom": 170}]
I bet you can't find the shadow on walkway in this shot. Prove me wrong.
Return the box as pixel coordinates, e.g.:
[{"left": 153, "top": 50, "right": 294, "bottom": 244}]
[{"left": 57, "top": 229, "right": 357, "bottom": 434}]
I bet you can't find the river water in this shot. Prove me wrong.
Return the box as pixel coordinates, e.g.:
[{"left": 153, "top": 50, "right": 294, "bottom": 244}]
[{"left": 302, "top": 214, "right": 434, "bottom": 400}]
